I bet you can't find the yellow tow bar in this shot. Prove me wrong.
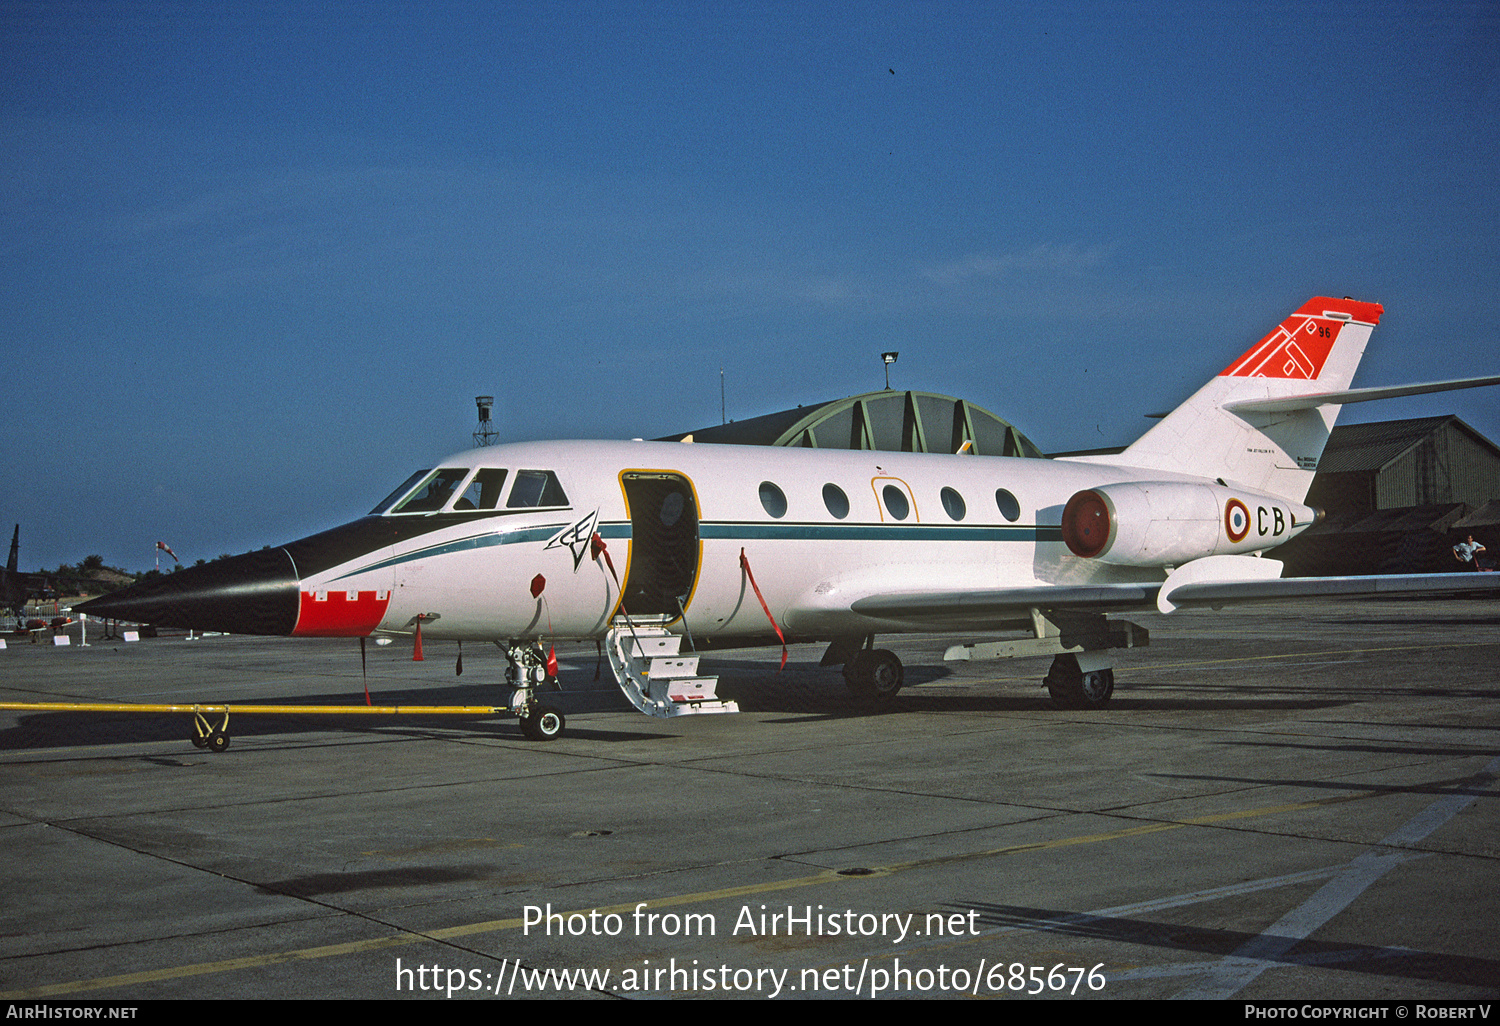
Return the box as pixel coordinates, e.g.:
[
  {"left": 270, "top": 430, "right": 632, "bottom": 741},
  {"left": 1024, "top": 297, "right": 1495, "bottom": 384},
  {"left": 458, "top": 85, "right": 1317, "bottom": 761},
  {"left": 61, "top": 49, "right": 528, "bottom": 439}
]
[{"left": 0, "top": 701, "right": 510, "bottom": 753}]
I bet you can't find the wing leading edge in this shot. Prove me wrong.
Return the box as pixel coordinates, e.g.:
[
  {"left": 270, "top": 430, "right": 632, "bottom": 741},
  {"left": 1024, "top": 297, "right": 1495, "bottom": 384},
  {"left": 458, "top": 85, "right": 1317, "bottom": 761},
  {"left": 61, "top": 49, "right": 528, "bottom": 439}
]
[
  {"left": 846, "top": 583, "right": 1160, "bottom": 629},
  {"left": 835, "top": 564, "right": 1499, "bottom": 629}
]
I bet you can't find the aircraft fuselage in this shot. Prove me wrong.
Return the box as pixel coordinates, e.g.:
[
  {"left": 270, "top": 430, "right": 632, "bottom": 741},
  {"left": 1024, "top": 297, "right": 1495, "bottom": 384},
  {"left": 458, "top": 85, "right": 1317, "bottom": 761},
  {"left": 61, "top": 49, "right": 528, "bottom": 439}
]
[{"left": 111, "top": 439, "right": 1305, "bottom": 644}]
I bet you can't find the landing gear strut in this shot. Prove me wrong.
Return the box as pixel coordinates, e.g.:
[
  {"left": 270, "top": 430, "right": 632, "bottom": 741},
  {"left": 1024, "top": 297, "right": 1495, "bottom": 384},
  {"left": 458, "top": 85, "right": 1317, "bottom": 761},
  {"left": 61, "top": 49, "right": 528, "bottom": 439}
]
[{"left": 503, "top": 640, "right": 566, "bottom": 741}]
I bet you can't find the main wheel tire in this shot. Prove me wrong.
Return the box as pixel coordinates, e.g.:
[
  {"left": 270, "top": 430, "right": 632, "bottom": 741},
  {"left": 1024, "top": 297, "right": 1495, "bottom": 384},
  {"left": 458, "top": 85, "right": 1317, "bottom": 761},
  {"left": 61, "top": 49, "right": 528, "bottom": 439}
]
[
  {"left": 844, "top": 649, "right": 904, "bottom": 700},
  {"left": 207, "top": 731, "right": 231, "bottom": 753},
  {"left": 191, "top": 734, "right": 210, "bottom": 749},
  {"left": 1045, "top": 655, "right": 1114, "bottom": 709},
  {"left": 520, "top": 705, "right": 566, "bottom": 741},
  {"left": 1081, "top": 668, "right": 1115, "bottom": 704}
]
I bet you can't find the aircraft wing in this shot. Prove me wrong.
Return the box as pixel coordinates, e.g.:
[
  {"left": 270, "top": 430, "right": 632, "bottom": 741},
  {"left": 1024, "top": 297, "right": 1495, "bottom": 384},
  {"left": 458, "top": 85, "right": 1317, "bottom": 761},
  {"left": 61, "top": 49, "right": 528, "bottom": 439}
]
[
  {"left": 852, "top": 585, "right": 1152, "bottom": 618},
  {"left": 849, "top": 584, "right": 1160, "bottom": 624},
  {"left": 805, "top": 557, "right": 1499, "bottom": 632},
  {"left": 1153, "top": 554, "right": 1500, "bottom": 612},
  {"left": 1159, "top": 570, "right": 1500, "bottom": 611}
]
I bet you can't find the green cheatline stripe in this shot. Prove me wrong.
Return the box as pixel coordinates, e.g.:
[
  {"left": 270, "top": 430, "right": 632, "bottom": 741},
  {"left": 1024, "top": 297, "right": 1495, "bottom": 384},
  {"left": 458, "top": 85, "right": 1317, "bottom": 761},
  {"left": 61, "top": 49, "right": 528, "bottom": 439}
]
[
  {"left": 334, "top": 521, "right": 1057, "bottom": 580},
  {"left": 700, "top": 522, "right": 1057, "bottom": 542}
]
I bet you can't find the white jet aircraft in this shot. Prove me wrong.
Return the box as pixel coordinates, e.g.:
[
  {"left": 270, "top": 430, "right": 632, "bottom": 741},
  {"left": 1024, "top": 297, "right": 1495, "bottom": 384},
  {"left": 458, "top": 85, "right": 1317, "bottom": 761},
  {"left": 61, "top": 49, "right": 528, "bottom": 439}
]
[{"left": 80, "top": 297, "right": 1500, "bottom": 739}]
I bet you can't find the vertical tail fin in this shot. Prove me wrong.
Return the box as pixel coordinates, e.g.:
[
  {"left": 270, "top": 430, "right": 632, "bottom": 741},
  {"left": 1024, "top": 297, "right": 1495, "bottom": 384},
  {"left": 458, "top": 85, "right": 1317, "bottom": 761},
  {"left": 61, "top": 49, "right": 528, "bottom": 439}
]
[{"left": 1112, "top": 296, "right": 1382, "bottom": 503}]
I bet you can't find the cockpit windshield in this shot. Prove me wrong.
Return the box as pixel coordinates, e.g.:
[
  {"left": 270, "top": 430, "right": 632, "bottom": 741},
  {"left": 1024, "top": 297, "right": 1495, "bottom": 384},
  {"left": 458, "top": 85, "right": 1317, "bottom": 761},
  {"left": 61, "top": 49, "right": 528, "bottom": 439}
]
[
  {"left": 372, "top": 465, "right": 560, "bottom": 515},
  {"left": 390, "top": 468, "right": 469, "bottom": 513},
  {"left": 370, "top": 470, "right": 430, "bottom": 515},
  {"left": 507, "top": 469, "right": 569, "bottom": 508},
  {"left": 455, "top": 468, "right": 508, "bottom": 510}
]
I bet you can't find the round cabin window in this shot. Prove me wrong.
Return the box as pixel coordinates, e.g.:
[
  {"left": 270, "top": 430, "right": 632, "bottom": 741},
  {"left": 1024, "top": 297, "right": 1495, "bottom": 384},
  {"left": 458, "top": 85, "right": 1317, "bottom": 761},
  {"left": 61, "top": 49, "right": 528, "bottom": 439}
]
[
  {"left": 882, "top": 484, "right": 910, "bottom": 521},
  {"left": 940, "top": 486, "right": 966, "bottom": 521},
  {"left": 660, "top": 491, "right": 684, "bottom": 527},
  {"left": 759, "top": 481, "right": 788, "bottom": 519},
  {"left": 995, "top": 488, "right": 1021, "bottom": 522},
  {"left": 822, "top": 483, "right": 850, "bottom": 519}
]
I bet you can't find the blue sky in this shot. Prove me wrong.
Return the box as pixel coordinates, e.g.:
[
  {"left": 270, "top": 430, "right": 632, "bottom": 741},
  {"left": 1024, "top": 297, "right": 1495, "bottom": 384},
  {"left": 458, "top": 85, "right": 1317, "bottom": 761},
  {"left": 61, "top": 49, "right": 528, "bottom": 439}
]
[{"left": 3, "top": 1, "right": 1498, "bottom": 571}]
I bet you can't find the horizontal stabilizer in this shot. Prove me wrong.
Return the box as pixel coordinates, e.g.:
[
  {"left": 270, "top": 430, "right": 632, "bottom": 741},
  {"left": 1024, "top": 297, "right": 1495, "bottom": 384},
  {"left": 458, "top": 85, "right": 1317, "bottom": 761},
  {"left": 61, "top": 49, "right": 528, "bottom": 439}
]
[{"left": 1223, "top": 374, "right": 1500, "bottom": 414}]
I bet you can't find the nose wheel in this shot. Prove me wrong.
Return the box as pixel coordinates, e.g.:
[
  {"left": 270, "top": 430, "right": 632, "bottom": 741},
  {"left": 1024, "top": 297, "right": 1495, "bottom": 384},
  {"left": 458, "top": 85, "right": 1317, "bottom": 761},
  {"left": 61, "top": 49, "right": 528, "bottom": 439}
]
[{"left": 520, "top": 705, "right": 566, "bottom": 741}]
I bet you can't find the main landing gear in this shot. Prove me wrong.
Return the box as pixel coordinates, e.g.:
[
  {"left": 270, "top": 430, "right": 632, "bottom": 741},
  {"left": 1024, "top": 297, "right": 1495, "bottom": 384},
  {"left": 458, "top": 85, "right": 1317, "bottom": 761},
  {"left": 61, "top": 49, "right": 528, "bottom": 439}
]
[
  {"left": 503, "top": 640, "right": 566, "bottom": 741},
  {"left": 843, "top": 649, "right": 905, "bottom": 700},
  {"left": 1043, "top": 654, "right": 1115, "bottom": 710},
  {"left": 837, "top": 645, "right": 1115, "bottom": 709},
  {"left": 824, "top": 636, "right": 905, "bottom": 701},
  {"left": 941, "top": 609, "right": 1145, "bottom": 711}
]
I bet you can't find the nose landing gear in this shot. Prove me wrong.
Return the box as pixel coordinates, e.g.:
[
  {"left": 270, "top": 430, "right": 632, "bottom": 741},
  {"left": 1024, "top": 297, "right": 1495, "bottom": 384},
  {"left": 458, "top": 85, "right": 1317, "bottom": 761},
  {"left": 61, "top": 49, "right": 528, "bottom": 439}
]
[{"left": 503, "top": 640, "right": 566, "bottom": 741}]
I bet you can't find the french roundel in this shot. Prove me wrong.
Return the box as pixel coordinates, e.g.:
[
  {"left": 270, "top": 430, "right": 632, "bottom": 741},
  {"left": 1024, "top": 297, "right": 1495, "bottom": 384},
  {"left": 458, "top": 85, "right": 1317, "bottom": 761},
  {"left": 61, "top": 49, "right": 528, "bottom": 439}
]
[{"left": 1224, "top": 498, "right": 1250, "bottom": 542}]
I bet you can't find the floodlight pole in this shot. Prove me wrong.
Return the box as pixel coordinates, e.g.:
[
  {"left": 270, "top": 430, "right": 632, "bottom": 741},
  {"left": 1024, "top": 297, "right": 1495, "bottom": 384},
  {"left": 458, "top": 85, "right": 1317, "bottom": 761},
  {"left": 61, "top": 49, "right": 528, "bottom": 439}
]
[{"left": 881, "top": 351, "right": 899, "bottom": 390}]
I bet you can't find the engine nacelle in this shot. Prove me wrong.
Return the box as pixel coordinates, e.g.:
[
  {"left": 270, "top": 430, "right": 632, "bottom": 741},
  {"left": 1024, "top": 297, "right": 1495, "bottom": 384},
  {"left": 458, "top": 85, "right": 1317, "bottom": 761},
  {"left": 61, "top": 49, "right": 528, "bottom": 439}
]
[{"left": 1061, "top": 482, "right": 1315, "bottom": 566}]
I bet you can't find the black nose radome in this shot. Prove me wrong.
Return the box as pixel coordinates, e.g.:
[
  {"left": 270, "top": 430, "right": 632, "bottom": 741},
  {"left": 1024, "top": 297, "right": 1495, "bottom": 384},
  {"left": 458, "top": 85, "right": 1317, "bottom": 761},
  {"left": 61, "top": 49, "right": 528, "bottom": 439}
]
[{"left": 76, "top": 548, "right": 299, "bottom": 635}]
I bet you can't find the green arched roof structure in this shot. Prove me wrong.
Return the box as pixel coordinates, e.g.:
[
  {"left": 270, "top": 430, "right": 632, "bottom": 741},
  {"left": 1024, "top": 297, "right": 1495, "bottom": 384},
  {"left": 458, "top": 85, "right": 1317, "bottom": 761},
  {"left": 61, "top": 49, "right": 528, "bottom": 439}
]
[{"left": 659, "top": 390, "right": 1045, "bottom": 459}]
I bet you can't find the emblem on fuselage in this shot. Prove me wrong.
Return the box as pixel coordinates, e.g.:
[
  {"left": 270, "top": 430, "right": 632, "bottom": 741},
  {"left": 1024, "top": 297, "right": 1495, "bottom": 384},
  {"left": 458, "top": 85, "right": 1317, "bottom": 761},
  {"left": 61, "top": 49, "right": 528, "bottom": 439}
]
[{"left": 544, "top": 509, "right": 600, "bottom": 571}]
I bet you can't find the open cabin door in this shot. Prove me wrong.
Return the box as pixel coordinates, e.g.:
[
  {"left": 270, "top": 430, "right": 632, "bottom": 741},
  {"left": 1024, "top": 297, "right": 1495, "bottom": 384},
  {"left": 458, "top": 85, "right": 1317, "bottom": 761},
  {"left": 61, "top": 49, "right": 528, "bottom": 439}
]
[{"left": 619, "top": 472, "right": 701, "bottom": 619}]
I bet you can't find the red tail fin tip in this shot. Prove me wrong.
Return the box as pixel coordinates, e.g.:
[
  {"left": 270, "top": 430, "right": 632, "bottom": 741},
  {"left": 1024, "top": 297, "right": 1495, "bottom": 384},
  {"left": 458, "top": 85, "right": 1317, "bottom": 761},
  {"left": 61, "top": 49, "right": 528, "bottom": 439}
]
[{"left": 1220, "top": 297, "right": 1382, "bottom": 380}]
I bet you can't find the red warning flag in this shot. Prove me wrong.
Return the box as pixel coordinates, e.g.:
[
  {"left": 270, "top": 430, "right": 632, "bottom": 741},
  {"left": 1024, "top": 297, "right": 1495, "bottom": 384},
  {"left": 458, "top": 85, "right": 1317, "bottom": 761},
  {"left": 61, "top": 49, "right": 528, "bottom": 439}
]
[
  {"left": 739, "top": 548, "right": 787, "bottom": 672},
  {"left": 591, "top": 533, "right": 619, "bottom": 584}
]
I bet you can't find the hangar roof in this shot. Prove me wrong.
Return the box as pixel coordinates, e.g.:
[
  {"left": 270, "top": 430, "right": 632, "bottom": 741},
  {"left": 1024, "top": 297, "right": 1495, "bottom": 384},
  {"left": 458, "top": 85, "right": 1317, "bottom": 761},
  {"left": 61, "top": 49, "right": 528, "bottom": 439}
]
[
  {"left": 1313, "top": 415, "right": 1498, "bottom": 474},
  {"left": 659, "top": 390, "right": 1045, "bottom": 459}
]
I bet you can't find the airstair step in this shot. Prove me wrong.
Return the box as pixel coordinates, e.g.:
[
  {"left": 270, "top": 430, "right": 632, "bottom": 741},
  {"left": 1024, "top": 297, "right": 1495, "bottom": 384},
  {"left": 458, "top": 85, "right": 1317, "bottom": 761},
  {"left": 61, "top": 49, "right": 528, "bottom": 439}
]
[
  {"left": 605, "top": 621, "right": 738, "bottom": 719},
  {"left": 645, "top": 655, "right": 699, "bottom": 678}
]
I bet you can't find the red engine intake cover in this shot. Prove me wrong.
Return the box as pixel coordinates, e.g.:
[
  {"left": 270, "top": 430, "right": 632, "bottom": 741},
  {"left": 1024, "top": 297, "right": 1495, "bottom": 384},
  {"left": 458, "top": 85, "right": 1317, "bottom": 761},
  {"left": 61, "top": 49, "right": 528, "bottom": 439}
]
[{"left": 1062, "top": 490, "right": 1112, "bottom": 558}]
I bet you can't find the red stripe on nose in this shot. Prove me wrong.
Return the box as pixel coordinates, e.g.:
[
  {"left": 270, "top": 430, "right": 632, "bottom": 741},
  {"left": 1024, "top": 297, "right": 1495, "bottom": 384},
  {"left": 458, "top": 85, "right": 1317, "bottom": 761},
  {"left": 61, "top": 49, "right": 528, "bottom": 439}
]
[{"left": 293, "top": 590, "right": 392, "bottom": 637}]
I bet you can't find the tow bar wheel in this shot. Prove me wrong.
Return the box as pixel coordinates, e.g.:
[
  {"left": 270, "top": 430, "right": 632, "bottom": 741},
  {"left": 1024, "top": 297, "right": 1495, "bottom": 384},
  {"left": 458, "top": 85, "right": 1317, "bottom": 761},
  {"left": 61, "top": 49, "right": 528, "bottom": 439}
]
[{"left": 193, "top": 710, "right": 233, "bottom": 753}]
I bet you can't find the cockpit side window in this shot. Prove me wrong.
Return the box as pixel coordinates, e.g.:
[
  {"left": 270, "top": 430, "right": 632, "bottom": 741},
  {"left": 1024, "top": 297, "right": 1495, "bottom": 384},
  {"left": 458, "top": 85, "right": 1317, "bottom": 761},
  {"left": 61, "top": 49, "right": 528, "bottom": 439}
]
[
  {"left": 370, "top": 470, "right": 430, "bottom": 515},
  {"left": 392, "top": 468, "right": 469, "bottom": 513},
  {"left": 507, "top": 469, "right": 569, "bottom": 508},
  {"left": 455, "top": 468, "right": 508, "bottom": 511}
]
